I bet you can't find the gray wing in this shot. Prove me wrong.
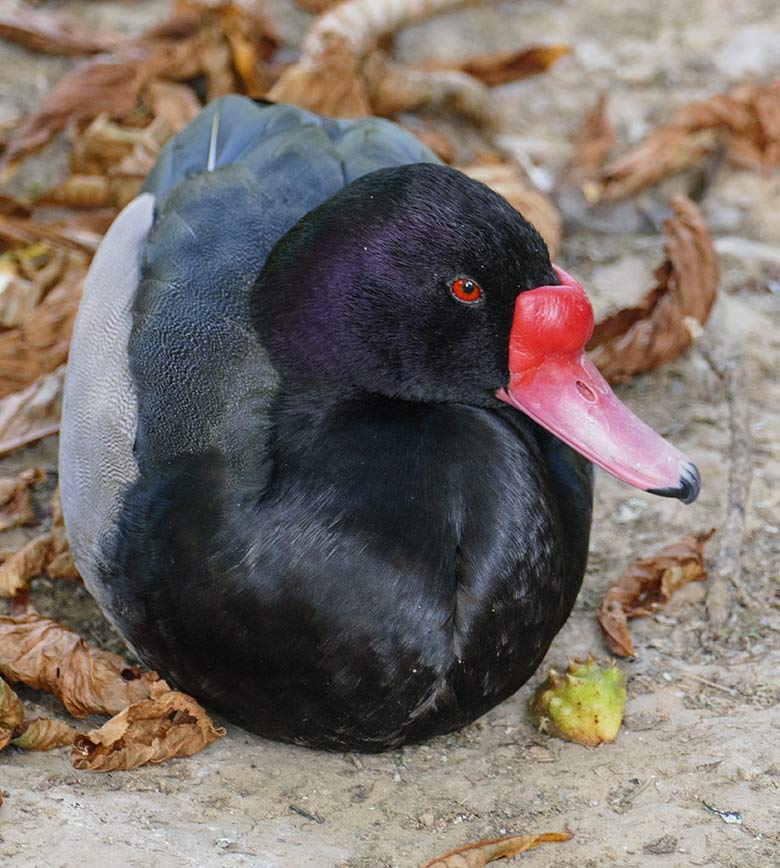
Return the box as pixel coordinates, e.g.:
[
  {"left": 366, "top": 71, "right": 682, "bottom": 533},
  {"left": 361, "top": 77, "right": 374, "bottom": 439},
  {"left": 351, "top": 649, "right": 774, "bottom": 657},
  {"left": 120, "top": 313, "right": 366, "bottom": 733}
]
[
  {"left": 143, "top": 96, "right": 438, "bottom": 200},
  {"left": 132, "top": 97, "right": 440, "bottom": 475},
  {"left": 61, "top": 97, "right": 439, "bottom": 596},
  {"left": 59, "top": 194, "right": 153, "bottom": 609}
]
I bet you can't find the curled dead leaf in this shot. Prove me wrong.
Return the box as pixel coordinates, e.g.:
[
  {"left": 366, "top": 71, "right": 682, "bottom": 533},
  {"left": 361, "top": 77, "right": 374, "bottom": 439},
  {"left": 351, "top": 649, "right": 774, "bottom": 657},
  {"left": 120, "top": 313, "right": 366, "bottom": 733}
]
[
  {"left": 0, "top": 366, "right": 64, "bottom": 458},
  {"left": 71, "top": 682, "right": 225, "bottom": 771},
  {"left": 402, "top": 125, "right": 456, "bottom": 164},
  {"left": 0, "top": 676, "right": 24, "bottom": 748},
  {"left": 0, "top": 611, "right": 159, "bottom": 718},
  {"left": 45, "top": 489, "right": 79, "bottom": 583},
  {"left": 460, "top": 158, "right": 561, "bottom": 257},
  {"left": 217, "top": 3, "right": 278, "bottom": 98},
  {"left": 598, "top": 529, "right": 715, "bottom": 657},
  {"left": 0, "top": 486, "right": 78, "bottom": 597},
  {"left": 419, "top": 831, "right": 573, "bottom": 868},
  {"left": 41, "top": 175, "right": 124, "bottom": 211},
  {"left": 66, "top": 114, "right": 163, "bottom": 177},
  {"left": 1, "top": 6, "right": 215, "bottom": 170},
  {"left": 598, "top": 82, "right": 780, "bottom": 201},
  {"left": 0, "top": 211, "right": 107, "bottom": 255},
  {"left": 294, "top": 0, "right": 342, "bottom": 12},
  {"left": 272, "top": 37, "right": 369, "bottom": 118},
  {"left": 0, "top": 7, "right": 121, "bottom": 56},
  {"left": 587, "top": 196, "right": 718, "bottom": 383},
  {"left": 0, "top": 244, "right": 66, "bottom": 329},
  {"left": 0, "top": 251, "right": 87, "bottom": 398},
  {"left": 428, "top": 44, "right": 569, "bottom": 87},
  {"left": 365, "top": 52, "right": 494, "bottom": 127},
  {"left": 145, "top": 81, "right": 202, "bottom": 133},
  {"left": 269, "top": 0, "right": 478, "bottom": 120},
  {"left": 0, "top": 467, "right": 43, "bottom": 532},
  {"left": 4, "top": 52, "right": 160, "bottom": 171},
  {"left": 564, "top": 93, "right": 615, "bottom": 192},
  {"left": 11, "top": 717, "right": 77, "bottom": 752},
  {"left": 0, "top": 534, "right": 52, "bottom": 599}
]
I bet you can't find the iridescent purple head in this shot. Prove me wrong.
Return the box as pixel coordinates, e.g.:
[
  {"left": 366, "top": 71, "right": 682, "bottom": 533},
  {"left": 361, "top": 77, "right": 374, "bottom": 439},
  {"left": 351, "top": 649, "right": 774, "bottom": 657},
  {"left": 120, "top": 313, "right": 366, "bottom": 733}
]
[{"left": 254, "top": 163, "right": 699, "bottom": 503}]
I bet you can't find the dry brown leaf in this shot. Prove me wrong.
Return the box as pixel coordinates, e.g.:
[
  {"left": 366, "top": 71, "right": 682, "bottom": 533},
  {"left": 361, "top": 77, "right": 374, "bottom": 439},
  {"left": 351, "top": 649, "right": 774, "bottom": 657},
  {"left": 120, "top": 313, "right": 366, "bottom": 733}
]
[
  {"left": 0, "top": 534, "right": 52, "bottom": 598},
  {"left": 0, "top": 367, "right": 64, "bottom": 458},
  {"left": 2, "top": 2, "right": 276, "bottom": 181},
  {"left": 587, "top": 196, "right": 718, "bottom": 383},
  {"left": 0, "top": 251, "right": 87, "bottom": 398},
  {"left": 274, "top": 38, "right": 370, "bottom": 118},
  {"left": 11, "top": 717, "right": 78, "bottom": 752},
  {"left": 295, "top": 0, "right": 342, "bottom": 12},
  {"left": 419, "top": 831, "right": 573, "bottom": 868},
  {"left": 71, "top": 681, "right": 225, "bottom": 771},
  {"left": 564, "top": 93, "right": 615, "bottom": 193},
  {"left": 4, "top": 52, "right": 163, "bottom": 171},
  {"left": 0, "top": 7, "right": 122, "bottom": 56},
  {"left": 0, "top": 244, "right": 65, "bottom": 328},
  {"left": 44, "top": 112, "right": 168, "bottom": 209},
  {"left": 598, "top": 529, "right": 715, "bottom": 657},
  {"left": 428, "top": 44, "right": 569, "bottom": 87},
  {"left": 0, "top": 468, "right": 43, "bottom": 532},
  {"left": 40, "top": 175, "right": 124, "bottom": 211},
  {"left": 402, "top": 125, "right": 456, "bottom": 164},
  {"left": 460, "top": 158, "right": 561, "bottom": 257},
  {"left": 0, "top": 212, "right": 105, "bottom": 255},
  {"left": 269, "top": 0, "right": 474, "bottom": 119},
  {"left": 45, "top": 489, "right": 79, "bottom": 583},
  {"left": 598, "top": 82, "right": 780, "bottom": 201},
  {"left": 0, "top": 611, "right": 159, "bottom": 718},
  {"left": 217, "top": 2, "right": 278, "bottom": 98},
  {"left": 1, "top": 9, "right": 206, "bottom": 171},
  {"left": 365, "top": 51, "right": 494, "bottom": 126},
  {"left": 146, "top": 81, "right": 202, "bottom": 132},
  {"left": 67, "top": 114, "right": 159, "bottom": 176},
  {"left": 109, "top": 118, "right": 176, "bottom": 185},
  {"left": 0, "top": 676, "right": 24, "bottom": 749},
  {"left": 0, "top": 487, "right": 79, "bottom": 596}
]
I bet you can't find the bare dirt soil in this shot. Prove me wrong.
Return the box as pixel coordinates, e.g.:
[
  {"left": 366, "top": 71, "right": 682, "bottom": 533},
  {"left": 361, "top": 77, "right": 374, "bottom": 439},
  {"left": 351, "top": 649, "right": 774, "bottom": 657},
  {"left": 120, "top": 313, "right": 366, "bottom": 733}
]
[{"left": 1, "top": 1, "right": 779, "bottom": 866}]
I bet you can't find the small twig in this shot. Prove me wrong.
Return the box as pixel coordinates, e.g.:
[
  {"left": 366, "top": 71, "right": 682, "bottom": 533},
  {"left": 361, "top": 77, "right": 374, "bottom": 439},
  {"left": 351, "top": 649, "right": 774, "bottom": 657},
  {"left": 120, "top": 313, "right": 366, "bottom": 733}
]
[
  {"left": 679, "top": 671, "right": 737, "bottom": 696},
  {"left": 620, "top": 776, "right": 656, "bottom": 806},
  {"left": 651, "top": 649, "right": 738, "bottom": 694},
  {"left": 289, "top": 804, "right": 325, "bottom": 824},
  {"left": 697, "top": 345, "right": 753, "bottom": 627}
]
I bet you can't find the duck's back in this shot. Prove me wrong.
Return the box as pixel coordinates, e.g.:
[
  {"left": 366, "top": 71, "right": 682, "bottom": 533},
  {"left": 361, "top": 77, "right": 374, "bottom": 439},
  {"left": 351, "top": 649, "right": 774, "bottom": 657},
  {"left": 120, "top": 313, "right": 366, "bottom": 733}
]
[
  {"left": 136, "top": 97, "right": 439, "bottom": 470},
  {"left": 60, "top": 97, "right": 438, "bottom": 619}
]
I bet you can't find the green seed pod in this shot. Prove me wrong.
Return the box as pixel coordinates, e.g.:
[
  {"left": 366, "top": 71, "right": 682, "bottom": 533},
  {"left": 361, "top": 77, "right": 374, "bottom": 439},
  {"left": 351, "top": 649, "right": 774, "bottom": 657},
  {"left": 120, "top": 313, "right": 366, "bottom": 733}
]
[{"left": 530, "top": 655, "right": 626, "bottom": 746}]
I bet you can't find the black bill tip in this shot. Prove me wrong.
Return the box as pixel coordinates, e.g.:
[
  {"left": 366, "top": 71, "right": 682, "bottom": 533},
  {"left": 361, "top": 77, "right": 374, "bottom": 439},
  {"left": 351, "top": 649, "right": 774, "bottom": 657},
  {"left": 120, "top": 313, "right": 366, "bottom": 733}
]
[{"left": 648, "top": 461, "right": 701, "bottom": 505}]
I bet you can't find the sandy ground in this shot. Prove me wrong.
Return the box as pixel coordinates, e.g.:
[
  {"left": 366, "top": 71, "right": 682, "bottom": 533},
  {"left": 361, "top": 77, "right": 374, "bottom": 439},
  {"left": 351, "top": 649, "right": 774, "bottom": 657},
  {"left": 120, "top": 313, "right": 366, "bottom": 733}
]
[{"left": 1, "top": 1, "right": 780, "bottom": 866}]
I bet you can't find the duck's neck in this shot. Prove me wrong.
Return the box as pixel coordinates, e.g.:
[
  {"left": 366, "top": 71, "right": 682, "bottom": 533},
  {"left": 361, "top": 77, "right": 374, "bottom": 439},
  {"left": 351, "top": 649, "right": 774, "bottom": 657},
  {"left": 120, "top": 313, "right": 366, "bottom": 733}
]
[{"left": 266, "top": 386, "right": 462, "bottom": 576}]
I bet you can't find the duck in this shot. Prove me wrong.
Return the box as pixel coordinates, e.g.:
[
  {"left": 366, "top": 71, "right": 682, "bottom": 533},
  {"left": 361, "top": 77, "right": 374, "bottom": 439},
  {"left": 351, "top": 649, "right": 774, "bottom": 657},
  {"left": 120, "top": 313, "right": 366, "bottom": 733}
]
[{"left": 59, "top": 96, "right": 700, "bottom": 752}]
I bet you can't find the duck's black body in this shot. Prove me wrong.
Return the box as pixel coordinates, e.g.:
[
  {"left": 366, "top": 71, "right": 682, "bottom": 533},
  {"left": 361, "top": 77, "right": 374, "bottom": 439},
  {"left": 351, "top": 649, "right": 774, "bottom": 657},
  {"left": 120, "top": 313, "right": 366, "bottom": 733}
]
[{"left": 60, "top": 96, "right": 676, "bottom": 752}]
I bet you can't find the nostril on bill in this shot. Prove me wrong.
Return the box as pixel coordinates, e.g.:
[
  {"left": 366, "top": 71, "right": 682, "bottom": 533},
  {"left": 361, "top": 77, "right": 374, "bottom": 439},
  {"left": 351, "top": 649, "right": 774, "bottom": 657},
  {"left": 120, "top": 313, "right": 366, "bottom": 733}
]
[{"left": 575, "top": 380, "right": 596, "bottom": 402}]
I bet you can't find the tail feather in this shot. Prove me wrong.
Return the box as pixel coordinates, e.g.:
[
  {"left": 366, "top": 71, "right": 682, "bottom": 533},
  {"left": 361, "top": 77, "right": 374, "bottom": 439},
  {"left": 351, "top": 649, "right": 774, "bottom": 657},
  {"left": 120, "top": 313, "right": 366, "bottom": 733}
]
[{"left": 206, "top": 101, "right": 222, "bottom": 172}]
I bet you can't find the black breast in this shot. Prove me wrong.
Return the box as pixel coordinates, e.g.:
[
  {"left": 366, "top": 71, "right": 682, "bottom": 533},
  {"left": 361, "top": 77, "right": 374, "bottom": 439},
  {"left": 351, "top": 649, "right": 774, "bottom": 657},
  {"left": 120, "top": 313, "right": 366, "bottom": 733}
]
[{"left": 105, "top": 398, "right": 591, "bottom": 751}]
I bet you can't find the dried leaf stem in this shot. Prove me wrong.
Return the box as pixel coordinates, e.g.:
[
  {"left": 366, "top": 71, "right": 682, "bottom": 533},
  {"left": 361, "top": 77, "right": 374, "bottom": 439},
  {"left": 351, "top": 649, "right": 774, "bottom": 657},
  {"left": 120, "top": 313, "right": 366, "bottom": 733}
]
[
  {"left": 419, "top": 831, "right": 572, "bottom": 868},
  {"left": 699, "top": 347, "right": 754, "bottom": 627}
]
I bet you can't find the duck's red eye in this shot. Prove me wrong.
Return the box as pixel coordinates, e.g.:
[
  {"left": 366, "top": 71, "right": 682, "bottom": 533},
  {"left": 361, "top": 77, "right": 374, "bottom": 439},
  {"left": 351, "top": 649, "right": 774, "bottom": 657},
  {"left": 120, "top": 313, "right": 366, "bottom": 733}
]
[{"left": 450, "top": 278, "right": 482, "bottom": 304}]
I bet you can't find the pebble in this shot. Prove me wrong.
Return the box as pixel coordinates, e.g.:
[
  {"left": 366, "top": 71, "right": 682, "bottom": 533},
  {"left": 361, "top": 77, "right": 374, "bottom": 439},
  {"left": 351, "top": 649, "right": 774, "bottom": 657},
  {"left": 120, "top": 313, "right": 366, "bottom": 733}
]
[
  {"left": 418, "top": 811, "right": 435, "bottom": 828},
  {"left": 715, "top": 26, "right": 780, "bottom": 76}
]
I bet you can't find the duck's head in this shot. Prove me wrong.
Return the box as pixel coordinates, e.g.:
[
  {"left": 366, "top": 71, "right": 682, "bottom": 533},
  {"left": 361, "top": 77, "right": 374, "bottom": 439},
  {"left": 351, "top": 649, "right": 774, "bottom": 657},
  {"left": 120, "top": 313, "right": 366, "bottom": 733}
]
[{"left": 258, "top": 163, "right": 699, "bottom": 503}]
